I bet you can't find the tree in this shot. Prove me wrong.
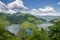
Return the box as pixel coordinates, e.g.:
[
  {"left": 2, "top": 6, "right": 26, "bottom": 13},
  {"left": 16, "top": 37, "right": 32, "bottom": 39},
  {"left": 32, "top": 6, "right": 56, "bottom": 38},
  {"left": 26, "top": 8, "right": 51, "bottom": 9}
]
[
  {"left": 48, "top": 20, "right": 60, "bottom": 40},
  {"left": 0, "top": 13, "right": 11, "bottom": 40},
  {"left": 15, "top": 28, "right": 28, "bottom": 40},
  {"left": 21, "top": 21, "right": 37, "bottom": 29},
  {"left": 27, "top": 28, "right": 50, "bottom": 40}
]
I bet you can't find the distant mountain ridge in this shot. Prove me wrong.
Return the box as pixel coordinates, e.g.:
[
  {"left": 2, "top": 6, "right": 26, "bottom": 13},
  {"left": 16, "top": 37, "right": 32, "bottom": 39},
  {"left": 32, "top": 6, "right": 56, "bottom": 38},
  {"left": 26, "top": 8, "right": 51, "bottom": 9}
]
[
  {"left": 34, "top": 15, "right": 58, "bottom": 22},
  {"left": 0, "top": 12, "right": 45, "bottom": 24}
]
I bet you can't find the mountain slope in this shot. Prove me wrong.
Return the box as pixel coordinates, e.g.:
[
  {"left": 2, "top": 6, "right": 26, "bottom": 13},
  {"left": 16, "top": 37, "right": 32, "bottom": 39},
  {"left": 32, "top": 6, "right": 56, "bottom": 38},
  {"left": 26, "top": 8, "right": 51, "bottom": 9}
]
[
  {"left": 7, "top": 12, "right": 45, "bottom": 24},
  {"left": 0, "top": 13, "right": 11, "bottom": 36}
]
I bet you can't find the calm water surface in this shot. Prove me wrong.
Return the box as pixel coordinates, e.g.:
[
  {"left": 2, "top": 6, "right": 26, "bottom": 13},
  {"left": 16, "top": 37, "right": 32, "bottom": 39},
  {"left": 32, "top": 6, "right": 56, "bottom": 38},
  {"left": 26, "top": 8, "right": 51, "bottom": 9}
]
[{"left": 5, "top": 23, "right": 53, "bottom": 35}]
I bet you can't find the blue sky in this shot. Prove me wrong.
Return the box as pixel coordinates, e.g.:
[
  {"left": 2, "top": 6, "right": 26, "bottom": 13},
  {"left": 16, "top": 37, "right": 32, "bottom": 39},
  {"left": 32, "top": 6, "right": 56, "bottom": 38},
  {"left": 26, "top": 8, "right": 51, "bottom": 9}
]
[
  {"left": 1, "top": 0, "right": 60, "bottom": 9},
  {"left": 0, "top": 0, "right": 60, "bottom": 16}
]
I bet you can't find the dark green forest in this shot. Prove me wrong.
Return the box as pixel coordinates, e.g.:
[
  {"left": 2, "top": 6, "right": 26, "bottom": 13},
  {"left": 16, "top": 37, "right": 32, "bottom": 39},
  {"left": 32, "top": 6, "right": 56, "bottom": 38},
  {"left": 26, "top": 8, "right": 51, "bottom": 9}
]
[{"left": 0, "top": 12, "right": 60, "bottom": 40}]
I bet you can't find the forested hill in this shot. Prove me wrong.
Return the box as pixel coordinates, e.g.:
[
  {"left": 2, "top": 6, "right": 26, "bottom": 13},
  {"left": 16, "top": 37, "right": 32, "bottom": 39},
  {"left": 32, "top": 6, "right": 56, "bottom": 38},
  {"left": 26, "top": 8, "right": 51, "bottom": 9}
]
[
  {"left": 0, "top": 12, "right": 60, "bottom": 40},
  {"left": 0, "top": 12, "right": 45, "bottom": 24}
]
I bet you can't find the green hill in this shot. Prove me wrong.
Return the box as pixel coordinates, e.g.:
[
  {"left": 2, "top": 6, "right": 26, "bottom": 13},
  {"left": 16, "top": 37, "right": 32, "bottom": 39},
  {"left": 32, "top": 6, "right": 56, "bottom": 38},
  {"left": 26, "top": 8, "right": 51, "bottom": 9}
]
[
  {"left": 0, "top": 13, "right": 11, "bottom": 37},
  {"left": 0, "top": 12, "right": 46, "bottom": 30},
  {"left": 7, "top": 12, "right": 45, "bottom": 24}
]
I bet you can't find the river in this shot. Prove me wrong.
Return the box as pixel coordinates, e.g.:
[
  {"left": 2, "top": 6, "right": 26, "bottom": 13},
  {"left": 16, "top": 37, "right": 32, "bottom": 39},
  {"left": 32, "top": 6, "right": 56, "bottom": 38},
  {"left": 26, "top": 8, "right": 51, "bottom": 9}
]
[
  {"left": 5, "top": 23, "right": 53, "bottom": 35},
  {"left": 37, "top": 23, "right": 53, "bottom": 30}
]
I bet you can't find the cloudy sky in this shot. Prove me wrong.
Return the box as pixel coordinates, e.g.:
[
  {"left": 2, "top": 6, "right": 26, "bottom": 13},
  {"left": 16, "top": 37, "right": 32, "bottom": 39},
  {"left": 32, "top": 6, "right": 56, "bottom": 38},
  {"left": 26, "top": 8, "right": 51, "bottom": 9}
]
[{"left": 0, "top": 0, "right": 60, "bottom": 16}]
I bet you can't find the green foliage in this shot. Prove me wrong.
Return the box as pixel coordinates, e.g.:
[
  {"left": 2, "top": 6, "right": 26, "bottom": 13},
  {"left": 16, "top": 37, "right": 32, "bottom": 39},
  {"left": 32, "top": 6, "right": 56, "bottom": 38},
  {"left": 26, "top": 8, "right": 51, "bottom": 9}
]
[
  {"left": 21, "top": 21, "right": 37, "bottom": 29},
  {"left": 27, "top": 17, "right": 44, "bottom": 24},
  {"left": 48, "top": 20, "right": 60, "bottom": 40},
  {"left": 0, "top": 13, "right": 12, "bottom": 40},
  {"left": 0, "top": 12, "right": 60, "bottom": 40},
  {"left": 7, "top": 13, "right": 44, "bottom": 24},
  {"left": 16, "top": 28, "right": 28, "bottom": 40},
  {"left": 0, "top": 30, "right": 15, "bottom": 40},
  {"left": 27, "top": 28, "right": 50, "bottom": 40}
]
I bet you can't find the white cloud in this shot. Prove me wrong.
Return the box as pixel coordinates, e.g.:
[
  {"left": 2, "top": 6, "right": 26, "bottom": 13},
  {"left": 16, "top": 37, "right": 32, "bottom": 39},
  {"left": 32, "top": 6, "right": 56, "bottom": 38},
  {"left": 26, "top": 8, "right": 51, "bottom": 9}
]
[
  {"left": 7, "top": 0, "right": 27, "bottom": 10},
  {"left": 39, "top": 6, "right": 55, "bottom": 13},
  {"left": 57, "top": 2, "right": 60, "bottom": 5},
  {"left": 0, "top": 0, "right": 27, "bottom": 14},
  {"left": 6, "top": 10, "right": 16, "bottom": 14},
  {"left": 0, "top": 1, "right": 7, "bottom": 12},
  {"left": 30, "top": 9, "right": 39, "bottom": 14},
  {"left": 30, "top": 6, "right": 55, "bottom": 14},
  {"left": 0, "top": 0, "right": 60, "bottom": 16},
  {"left": 30, "top": 6, "right": 60, "bottom": 16},
  {"left": 33, "top": 13, "right": 60, "bottom": 16}
]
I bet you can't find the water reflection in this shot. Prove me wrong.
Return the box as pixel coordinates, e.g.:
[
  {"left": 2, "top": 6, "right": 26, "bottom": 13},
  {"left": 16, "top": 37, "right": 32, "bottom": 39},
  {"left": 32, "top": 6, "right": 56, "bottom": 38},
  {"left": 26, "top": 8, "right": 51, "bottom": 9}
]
[
  {"left": 26, "top": 29, "right": 33, "bottom": 34},
  {"left": 5, "top": 24, "right": 33, "bottom": 35},
  {"left": 5, "top": 23, "right": 53, "bottom": 35},
  {"left": 37, "top": 23, "right": 53, "bottom": 30},
  {"left": 5, "top": 24, "right": 20, "bottom": 35}
]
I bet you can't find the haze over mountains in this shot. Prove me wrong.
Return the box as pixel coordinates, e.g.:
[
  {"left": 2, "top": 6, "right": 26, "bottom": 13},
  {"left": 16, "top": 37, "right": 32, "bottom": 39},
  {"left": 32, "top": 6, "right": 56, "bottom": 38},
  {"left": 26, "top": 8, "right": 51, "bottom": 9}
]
[
  {"left": 0, "top": 12, "right": 45, "bottom": 24},
  {"left": 0, "top": 12, "right": 59, "bottom": 24}
]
